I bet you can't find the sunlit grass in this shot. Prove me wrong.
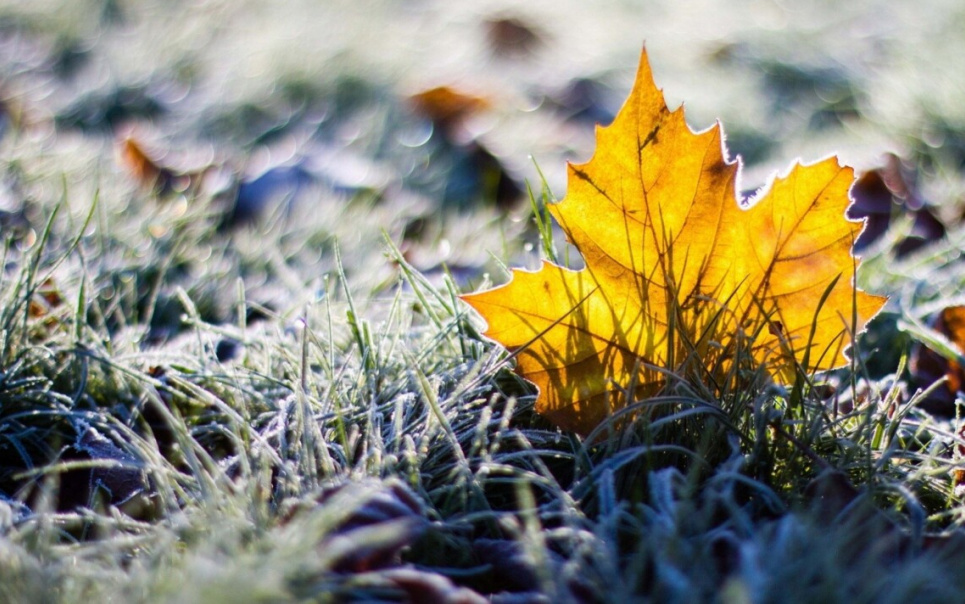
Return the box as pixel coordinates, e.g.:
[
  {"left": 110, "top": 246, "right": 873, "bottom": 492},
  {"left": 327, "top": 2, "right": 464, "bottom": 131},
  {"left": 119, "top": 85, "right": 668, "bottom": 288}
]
[
  {"left": 0, "top": 142, "right": 963, "bottom": 602},
  {"left": 2, "top": 0, "right": 965, "bottom": 601}
]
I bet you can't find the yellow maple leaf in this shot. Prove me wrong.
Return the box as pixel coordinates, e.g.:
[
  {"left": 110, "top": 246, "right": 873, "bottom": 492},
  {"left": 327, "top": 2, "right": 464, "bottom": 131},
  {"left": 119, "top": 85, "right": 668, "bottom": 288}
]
[{"left": 460, "top": 50, "right": 887, "bottom": 435}]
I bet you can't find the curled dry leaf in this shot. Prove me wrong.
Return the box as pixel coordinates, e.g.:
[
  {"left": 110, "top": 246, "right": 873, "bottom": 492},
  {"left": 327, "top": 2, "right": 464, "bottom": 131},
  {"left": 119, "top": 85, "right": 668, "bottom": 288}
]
[
  {"left": 118, "top": 136, "right": 199, "bottom": 195},
  {"left": 910, "top": 305, "right": 965, "bottom": 416},
  {"left": 27, "top": 277, "right": 65, "bottom": 337},
  {"left": 484, "top": 15, "right": 543, "bottom": 58},
  {"left": 57, "top": 427, "right": 155, "bottom": 518},
  {"left": 461, "top": 50, "right": 886, "bottom": 435},
  {"left": 849, "top": 153, "right": 945, "bottom": 256},
  {"left": 409, "top": 86, "right": 491, "bottom": 132},
  {"left": 282, "top": 478, "right": 427, "bottom": 573}
]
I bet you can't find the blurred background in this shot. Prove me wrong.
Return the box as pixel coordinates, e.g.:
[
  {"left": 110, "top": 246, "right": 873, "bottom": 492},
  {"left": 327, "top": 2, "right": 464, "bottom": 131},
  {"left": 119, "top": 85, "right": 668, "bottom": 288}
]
[
  {"left": 4, "top": 2, "right": 965, "bottom": 594},
  {"left": 2, "top": 0, "right": 965, "bottom": 273}
]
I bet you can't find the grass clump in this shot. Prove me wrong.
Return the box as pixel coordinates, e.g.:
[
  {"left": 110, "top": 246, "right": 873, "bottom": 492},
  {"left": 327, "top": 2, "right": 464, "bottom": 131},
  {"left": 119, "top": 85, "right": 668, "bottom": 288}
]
[{"left": 1, "top": 144, "right": 964, "bottom": 603}]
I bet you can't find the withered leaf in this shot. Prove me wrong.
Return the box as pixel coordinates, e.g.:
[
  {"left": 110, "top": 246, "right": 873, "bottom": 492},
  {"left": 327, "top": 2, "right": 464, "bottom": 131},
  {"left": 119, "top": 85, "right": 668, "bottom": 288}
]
[{"left": 461, "top": 50, "right": 886, "bottom": 435}]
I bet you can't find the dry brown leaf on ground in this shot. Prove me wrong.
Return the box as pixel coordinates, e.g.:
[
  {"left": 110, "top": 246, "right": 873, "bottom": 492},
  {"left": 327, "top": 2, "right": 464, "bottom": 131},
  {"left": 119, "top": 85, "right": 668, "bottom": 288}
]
[
  {"left": 909, "top": 305, "right": 965, "bottom": 416},
  {"left": 461, "top": 50, "right": 886, "bottom": 435}
]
